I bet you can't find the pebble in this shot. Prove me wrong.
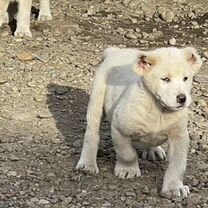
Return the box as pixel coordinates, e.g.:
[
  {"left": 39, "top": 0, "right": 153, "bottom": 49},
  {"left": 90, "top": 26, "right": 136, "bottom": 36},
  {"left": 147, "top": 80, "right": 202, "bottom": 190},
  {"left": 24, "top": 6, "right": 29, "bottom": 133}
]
[
  {"left": 125, "top": 32, "right": 137, "bottom": 39},
  {"left": 38, "top": 199, "right": 50, "bottom": 205},
  {"left": 160, "top": 10, "right": 175, "bottom": 22},
  {"left": 62, "top": 196, "right": 73, "bottom": 205},
  {"left": 16, "top": 51, "right": 33, "bottom": 61},
  {"left": 30, "top": 197, "right": 39, "bottom": 203},
  {"left": 87, "top": 6, "right": 96, "bottom": 16},
  {"left": 7, "top": 171, "right": 17, "bottom": 177},
  {"left": 37, "top": 111, "right": 53, "bottom": 119},
  {"left": 117, "top": 27, "right": 125, "bottom": 35},
  {"left": 141, "top": 185, "right": 149, "bottom": 194},
  {"left": 191, "top": 21, "right": 200, "bottom": 29},
  {"left": 168, "top": 37, "right": 176, "bottom": 45}
]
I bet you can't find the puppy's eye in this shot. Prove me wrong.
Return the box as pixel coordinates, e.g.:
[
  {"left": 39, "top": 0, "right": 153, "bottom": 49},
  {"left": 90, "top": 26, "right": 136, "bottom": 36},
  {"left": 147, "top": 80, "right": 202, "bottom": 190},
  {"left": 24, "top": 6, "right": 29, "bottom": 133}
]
[
  {"left": 161, "top": 77, "right": 170, "bottom": 82},
  {"left": 183, "top": 77, "right": 188, "bottom": 81}
]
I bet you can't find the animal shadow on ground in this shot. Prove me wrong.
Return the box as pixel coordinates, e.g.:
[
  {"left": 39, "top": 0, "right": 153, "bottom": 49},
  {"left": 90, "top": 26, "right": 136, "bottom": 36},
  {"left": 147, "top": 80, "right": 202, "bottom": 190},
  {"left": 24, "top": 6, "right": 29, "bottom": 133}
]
[
  {"left": 47, "top": 83, "right": 89, "bottom": 145},
  {"left": 47, "top": 83, "right": 114, "bottom": 160}
]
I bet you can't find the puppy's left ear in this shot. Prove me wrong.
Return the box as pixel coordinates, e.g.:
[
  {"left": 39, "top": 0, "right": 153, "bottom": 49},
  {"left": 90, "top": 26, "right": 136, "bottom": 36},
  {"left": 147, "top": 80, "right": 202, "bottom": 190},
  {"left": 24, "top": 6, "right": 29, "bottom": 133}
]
[{"left": 183, "top": 47, "right": 202, "bottom": 74}]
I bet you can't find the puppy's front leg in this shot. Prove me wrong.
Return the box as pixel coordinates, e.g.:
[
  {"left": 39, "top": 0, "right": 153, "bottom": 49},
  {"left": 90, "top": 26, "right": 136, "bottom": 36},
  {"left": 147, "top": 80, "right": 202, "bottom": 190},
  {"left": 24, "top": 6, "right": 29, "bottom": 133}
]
[
  {"left": 161, "top": 126, "right": 190, "bottom": 199},
  {"left": 15, "top": 0, "right": 32, "bottom": 37},
  {"left": 112, "top": 127, "right": 141, "bottom": 179},
  {"left": 38, "top": 0, "right": 52, "bottom": 21},
  {"left": 0, "top": 0, "right": 9, "bottom": 27}
]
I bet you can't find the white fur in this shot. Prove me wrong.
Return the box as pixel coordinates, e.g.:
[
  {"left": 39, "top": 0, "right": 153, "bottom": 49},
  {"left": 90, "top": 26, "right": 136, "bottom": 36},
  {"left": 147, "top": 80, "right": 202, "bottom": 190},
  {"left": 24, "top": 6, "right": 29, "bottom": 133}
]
[
  {"left": 0, "top": 0, "right": 51, "bottom": 37},
  {"left": 76, "top": 46, "right": 202, "bottom": 199}
]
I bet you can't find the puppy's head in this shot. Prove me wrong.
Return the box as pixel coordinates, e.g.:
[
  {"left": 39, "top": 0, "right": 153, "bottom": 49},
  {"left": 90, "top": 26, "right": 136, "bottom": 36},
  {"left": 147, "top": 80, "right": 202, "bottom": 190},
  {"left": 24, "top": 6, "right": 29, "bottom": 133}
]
[{"left": 133, "top": 47, "right": 202, "bottom": 111}]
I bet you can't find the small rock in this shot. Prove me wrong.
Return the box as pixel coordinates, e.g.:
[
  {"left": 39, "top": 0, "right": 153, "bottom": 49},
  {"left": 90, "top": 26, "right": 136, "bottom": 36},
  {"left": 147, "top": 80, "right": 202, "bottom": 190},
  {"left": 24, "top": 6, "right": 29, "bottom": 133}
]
[
  {"left": 16, "top": 51, "right": 33, "bottom": 61},
  {"left": 62, "top": 196, "right": 72, "bottom": 205},
  {"left": 47, "top": 172, "right": 56, "bottom": 177},
  {"left": 141, "top": 32, "right": 149, "bottom": 39},
  {"left": 160, "top": 10, "right": 174, "bottom": 22},
  {"left": 7, "top": 171, "right": 17, "bottom": 177},
  {"left": 201, "top": 144, "right": 208, "bottom": 151},
  {"left": 130, "top": 17, "right": 137, "bottom": 23},
  {"left": 116, "top": 27, "right": 125, "bottom": 35},
  {"left": 82, "top": 201, "right": 90, "bottom": 206},
  {"left": 30, "top": 197, "right": 39, "bottom": 203},
  {"left": 33, "top": 53, "right": 49, "bottom": 62},
  {"left": 87, "top": 6, "right": 95, "bottom": 16},
  {"left": 37, "top": 111, "right": 52, "bottom": 119},
  {"left": 141, "top": 185, "right": 149, "bottom": 194},
  {"left": 38, "top": 199, "right": 50, "bottom": 205},
  {"left": 125, "top": 32, "right": 137, "bottom": 39},
  {"left": 10, "top": 156, "right": 19, "bottom": 161},
  {"left": 102, "top": 202, "right": 112, "bottom": 208},
  {"left": 191, "top": 21, "right": 200, "bottom": 29},
  {"left": 169, "top": 37, "right": 176, "bottom": 45}
]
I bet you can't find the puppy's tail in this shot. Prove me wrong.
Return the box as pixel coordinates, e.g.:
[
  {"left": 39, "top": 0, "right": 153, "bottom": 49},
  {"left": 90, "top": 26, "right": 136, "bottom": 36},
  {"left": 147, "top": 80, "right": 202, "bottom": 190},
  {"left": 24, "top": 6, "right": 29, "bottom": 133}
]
[
  {"left": 86, "top": 61, "right": 107, "bottom": 132},
  {"left": 87, "top": 47, "right": 118, "bottom": 130}
]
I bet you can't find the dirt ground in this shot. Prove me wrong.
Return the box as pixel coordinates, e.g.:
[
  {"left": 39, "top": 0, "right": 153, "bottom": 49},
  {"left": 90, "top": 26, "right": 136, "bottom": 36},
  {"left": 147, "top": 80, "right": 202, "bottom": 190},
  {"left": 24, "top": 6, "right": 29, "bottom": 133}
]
[{"left": 0, "top": 0, "right": 208, "bottom": 207}]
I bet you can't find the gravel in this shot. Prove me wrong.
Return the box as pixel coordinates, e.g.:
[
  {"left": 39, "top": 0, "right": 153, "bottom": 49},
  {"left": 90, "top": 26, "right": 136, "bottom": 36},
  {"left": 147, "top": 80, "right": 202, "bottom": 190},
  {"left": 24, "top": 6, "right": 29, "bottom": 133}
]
[{"left": 0, "top": 0, "right": 207, "bottom": 207}]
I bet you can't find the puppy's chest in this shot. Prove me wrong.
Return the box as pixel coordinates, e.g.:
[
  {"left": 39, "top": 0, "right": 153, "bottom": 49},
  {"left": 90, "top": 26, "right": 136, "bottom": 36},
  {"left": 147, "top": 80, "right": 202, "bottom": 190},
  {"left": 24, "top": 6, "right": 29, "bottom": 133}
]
[
  {"left": 120, "top": 114, "right": 175, "bottom": 146},
  {"left": 130, "top": 131, "right": 168, "bottom": 147}
]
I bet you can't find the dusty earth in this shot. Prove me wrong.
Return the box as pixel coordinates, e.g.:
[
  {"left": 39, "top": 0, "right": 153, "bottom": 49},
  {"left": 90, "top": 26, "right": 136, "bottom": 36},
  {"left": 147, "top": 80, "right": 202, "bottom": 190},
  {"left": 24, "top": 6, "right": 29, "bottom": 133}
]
[{"left": 0, "top": 0, "right": 208, "bottom": 207}]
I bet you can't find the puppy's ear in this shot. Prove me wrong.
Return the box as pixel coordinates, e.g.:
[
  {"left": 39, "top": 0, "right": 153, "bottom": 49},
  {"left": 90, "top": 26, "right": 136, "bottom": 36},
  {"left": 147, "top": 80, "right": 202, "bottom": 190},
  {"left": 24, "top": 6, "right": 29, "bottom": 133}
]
[
  {"left": 133, "top": 53, "right": 158, "bottom": 75},
  {"left": 183, "top": 47, "right": 202, "bottom": 74}
]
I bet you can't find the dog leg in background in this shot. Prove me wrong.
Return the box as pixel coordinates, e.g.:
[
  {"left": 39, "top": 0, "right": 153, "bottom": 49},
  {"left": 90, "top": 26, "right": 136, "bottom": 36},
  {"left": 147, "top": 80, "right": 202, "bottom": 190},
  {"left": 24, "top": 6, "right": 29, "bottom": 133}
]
[
  {"left": 161, "top": 121, "right": 190, "bottom": 198},
  {"left": 15, "top": 0, "right": 32, "bottom": 37},
  {"left": 0, "top": 0, "right": 9, "bottom": 27},
  {"left": 38, "top": 0, "right": 52, "bottom": 21},
  {"left": 76, "top": 69, "right": 107, "bottom": 174},
  {"left": 112, "top": 127, "right": 141, "bottom": 179}
]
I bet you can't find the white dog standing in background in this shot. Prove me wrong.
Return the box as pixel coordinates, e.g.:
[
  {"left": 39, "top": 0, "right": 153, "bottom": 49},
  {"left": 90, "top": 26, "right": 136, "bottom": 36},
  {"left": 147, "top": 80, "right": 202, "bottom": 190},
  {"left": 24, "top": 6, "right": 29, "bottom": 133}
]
[
  {"left": 76, "top": 46, "right": 202, "bottom": 199},
  {"left": 0, "top": 0, "right": 51, "bottom": 37}
]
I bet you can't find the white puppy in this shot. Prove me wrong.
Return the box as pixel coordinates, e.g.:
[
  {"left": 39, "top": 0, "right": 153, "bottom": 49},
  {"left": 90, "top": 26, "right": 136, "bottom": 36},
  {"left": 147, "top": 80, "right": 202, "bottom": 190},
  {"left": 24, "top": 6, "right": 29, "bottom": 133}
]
[
  {"left": 76, "top": 46, "right": 202, "bottom": 199},
  {"left": 0, "top": 0, "right": 51, "bottom": 37}
]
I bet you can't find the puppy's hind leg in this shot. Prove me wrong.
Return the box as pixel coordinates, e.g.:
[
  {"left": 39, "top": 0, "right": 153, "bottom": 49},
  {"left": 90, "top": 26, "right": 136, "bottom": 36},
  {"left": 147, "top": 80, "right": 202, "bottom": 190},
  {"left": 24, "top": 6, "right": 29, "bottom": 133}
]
[
  {"left": 142, "top": 146, "right": 166, "bottom": 161},
  {"left": 76, "top": 69, "right": 107, "bottom": 174}
]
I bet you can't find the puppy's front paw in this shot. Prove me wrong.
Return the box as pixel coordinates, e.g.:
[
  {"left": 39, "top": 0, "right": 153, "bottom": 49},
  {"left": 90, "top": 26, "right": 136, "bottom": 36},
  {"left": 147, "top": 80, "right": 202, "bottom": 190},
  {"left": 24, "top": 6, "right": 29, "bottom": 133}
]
[
  {"left": 161, "top": 185, "right": 190, "bottom": 199},
  {"left": 76, "top": 159, "right": 99, "bottom": 174},
  {"left": 38, "top": 14, "right": 52, "bottom": 21},
  {"left": 114, "top": 161, "right": 141, "bottom": 179},
  {"left": 142, "top": 146, "right": 166, "bottom": 161},
  {"left": 14, "top": 29, "right": 32, "bottom": 37}
]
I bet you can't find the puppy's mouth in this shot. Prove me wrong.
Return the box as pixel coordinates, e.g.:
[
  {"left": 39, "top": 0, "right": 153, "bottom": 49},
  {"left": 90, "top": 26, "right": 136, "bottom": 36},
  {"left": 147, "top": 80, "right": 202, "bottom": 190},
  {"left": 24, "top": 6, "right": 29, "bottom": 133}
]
[{"left": 159, "top": 100, "right": 186, "bottom": 111}]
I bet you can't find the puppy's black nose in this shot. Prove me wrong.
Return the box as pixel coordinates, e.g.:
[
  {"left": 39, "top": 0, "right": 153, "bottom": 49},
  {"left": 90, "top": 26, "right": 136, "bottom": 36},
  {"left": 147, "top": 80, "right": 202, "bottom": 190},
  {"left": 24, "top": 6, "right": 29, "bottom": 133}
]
[{"left": 176, "top": 94, "right": 186, "bottom": 104}]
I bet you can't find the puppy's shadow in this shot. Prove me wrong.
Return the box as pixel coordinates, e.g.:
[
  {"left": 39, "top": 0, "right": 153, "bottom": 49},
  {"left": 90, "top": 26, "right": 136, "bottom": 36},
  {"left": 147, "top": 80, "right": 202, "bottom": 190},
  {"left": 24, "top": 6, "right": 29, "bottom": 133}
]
[
  {"left": 47, "top": 83, "right": 113, "bottom": 161},
  {"left": 47, "top": 83, "right": 89, "bottom": 145}
]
